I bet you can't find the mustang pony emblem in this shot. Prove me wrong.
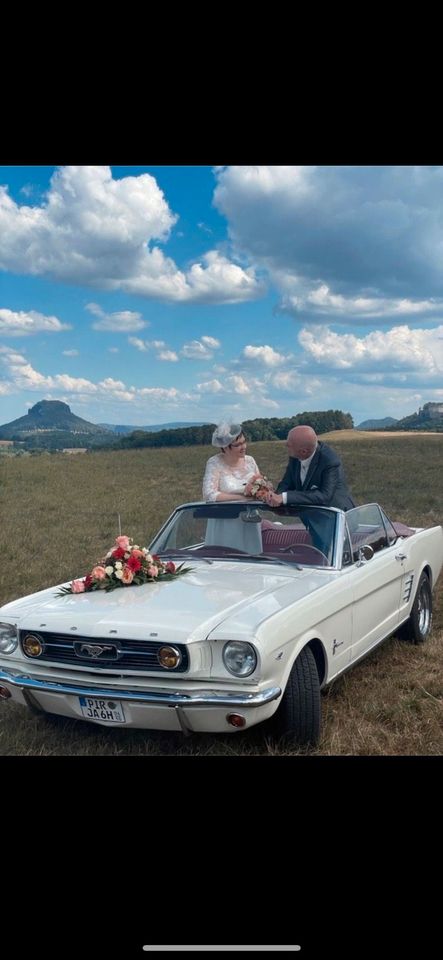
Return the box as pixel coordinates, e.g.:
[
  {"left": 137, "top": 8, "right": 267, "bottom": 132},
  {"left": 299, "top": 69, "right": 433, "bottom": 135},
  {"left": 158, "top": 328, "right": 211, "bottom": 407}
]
[{"left": 78, "top": 643, "right": 115, "bottom": 658}]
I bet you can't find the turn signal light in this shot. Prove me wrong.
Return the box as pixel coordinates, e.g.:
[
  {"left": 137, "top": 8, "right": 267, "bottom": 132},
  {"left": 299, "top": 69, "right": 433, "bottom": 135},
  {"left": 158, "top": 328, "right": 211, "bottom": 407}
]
[
  {"left": 226, "top": 713, "right": 246, "bottom": 728},
  {"left": 22, "top": 634, "right": 43, "bottom": 657},
  {"left": 157, "top": 645, "right": 182, "bottom": 669}
]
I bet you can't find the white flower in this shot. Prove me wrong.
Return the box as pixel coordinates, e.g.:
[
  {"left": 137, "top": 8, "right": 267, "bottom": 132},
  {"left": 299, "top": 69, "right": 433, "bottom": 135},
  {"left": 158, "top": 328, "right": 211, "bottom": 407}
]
[
  {"left": 115, "top": 569, "right": 124, "bottom": 579},
  {"left": 115, "top": 561, "right": 123, "bottom": 569},
  {"left": 105, "top": 566, "right": 114, "bottom": 575}
]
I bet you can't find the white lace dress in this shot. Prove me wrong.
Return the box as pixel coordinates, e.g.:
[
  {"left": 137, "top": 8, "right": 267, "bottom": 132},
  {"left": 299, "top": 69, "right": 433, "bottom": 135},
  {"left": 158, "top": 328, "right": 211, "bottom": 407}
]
[{"left": 202, "top": 454, "right": 259, "bottom": 502}]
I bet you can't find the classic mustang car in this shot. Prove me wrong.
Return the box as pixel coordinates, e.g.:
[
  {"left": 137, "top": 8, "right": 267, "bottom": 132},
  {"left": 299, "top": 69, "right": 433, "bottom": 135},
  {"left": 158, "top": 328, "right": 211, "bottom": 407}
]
[{"left": 0, "top": 501, "right": 442, "bottom": 746}]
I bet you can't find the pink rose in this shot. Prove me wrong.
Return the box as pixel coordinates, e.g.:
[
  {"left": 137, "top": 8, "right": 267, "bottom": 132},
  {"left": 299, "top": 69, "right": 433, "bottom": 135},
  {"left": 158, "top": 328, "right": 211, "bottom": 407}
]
[
  {"left": 71, "top": 579, "right": 86, "bottom": 593},
  {"left": 165, "top": 561, "right": 176, "bottom": 573},
  {"left": 147, "top": 565, "right": 158, "bottom": 577},
  {"left": 115, "top": 535, "right": 131, "bottom": 552},
  {"left": 91, "top": 565, "right": 107, "bottom": 580},
  {"left": 131, "top": 548, "right": 145, "bottom": 559},
  {"left": 121, "top": 566, "right": 134, "bottom": 584}
]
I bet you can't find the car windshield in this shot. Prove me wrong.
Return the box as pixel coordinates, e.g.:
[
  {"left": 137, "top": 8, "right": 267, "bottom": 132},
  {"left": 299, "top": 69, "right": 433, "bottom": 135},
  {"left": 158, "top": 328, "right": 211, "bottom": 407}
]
[{"left": 149, "top": 502, "right": 339, "bottom": 567}]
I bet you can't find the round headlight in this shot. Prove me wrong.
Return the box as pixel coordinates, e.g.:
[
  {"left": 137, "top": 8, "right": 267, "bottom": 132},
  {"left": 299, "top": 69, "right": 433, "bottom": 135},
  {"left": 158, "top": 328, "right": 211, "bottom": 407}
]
[
  {"left": 22, "top": 633, "right": 44, "bottom": 657},
  {"left": 0, "top": 623, "right": 18, "bottom": 655},
  {"left": 222, "top": 641, "right": 257, "bottom": 677},
  {"left": 157, "top": 645, "right": 182, "bottom": 669}
]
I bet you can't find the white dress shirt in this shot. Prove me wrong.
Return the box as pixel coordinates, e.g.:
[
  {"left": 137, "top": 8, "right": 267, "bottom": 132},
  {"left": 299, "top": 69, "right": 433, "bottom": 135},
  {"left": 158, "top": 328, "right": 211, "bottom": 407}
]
[{"left": 281, "top": 446, "right": 317, "bottom": 504}]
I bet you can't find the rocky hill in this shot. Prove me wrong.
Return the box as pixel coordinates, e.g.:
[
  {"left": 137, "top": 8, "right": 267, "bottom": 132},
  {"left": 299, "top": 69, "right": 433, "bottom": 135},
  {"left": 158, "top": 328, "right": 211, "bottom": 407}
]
[{"left": 0, "top": 401, "right": 113, "bottom": 448}]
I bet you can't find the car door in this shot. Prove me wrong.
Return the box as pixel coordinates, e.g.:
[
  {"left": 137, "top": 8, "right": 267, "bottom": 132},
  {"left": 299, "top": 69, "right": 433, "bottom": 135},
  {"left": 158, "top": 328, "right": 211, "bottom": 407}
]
[{"left": 346, "top": 505, "right": 404, "bottom": 662}]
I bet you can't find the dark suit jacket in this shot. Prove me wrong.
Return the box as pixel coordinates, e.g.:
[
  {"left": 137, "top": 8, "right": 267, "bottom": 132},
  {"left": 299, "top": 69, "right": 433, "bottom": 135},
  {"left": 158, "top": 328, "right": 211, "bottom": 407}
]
[{"left": 276, "top": 441, "right": 355, "bottom": 510}]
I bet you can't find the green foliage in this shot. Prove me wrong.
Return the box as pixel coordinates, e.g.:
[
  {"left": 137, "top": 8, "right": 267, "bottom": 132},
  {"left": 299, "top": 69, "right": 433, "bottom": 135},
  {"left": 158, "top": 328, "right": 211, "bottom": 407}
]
[{"left": 111, "top": 410, "right": 354, "bottom": 450}]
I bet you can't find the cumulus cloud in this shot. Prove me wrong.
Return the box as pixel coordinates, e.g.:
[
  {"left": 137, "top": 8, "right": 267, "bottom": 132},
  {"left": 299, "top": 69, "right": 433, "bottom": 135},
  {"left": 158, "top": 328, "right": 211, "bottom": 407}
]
[
  {"left": 197, "top": 379, "right": 224, "bottom": 393},
  {"left": 0, "top": 348, "right": 191, "bottom": 409},
  {"left": 87, "top": 302, "right": 147, "bottom": 332},
  {"left": 281, "top": 285, "right": 443, "bottom": 323},
  {"left": 128, "top": 337, "right": 166, "bottom": 352},
  {"left": 158, "top": 350, "right": 179, "bottom": 362},
  {"left": 213, "top": 165, "right": 443, "bottom": 319},
  {"left": 0, "top": 307, "right": 70, "bottom": 336},
  {"left": 298, "top": 323, "right": 443, "bottom": 385},
  {"left": 181, "top": 337, "right": 221, "bottom": 360},
  {"left": 0, "top": 166, "right": 263, "bottom": 305},
  {"left": 243, "top": 344, "right": 287, "bottom": 366}
]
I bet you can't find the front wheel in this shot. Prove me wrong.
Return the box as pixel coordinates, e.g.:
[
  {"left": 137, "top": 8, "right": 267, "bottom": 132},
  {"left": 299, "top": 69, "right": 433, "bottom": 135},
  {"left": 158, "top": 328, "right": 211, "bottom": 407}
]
[
  {"left": 270, "top": 645, "right": 321, "bottom": 746},
  {"left": 398, "top": 571, "right": 432, "bottom": 644}
]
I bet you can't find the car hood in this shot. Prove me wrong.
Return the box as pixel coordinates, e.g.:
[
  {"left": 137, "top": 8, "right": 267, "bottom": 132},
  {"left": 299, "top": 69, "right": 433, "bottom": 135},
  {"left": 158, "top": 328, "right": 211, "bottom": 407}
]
[{"left": 0, "top": 561, "right": 334, "bottom": 644}]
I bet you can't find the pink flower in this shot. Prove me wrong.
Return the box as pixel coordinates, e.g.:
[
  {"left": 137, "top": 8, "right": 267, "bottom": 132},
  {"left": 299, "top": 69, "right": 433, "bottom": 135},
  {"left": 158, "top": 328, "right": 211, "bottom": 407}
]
[
  {"left": 131, "top": 548, "right": 145, "bottom": 559},
  {"left": 121, "top": 566, "right": 134, "bottom": 584},
  {"left": 165, "top": 561, "right": 176, "bottom": 573},
  {"left": 147, "top": 565, "right": 159, "bottom": 577},
  {"left": 91, "top": 565, "right": 107, "bottom": 580},
  {"left": 71, "top": 579, "right": 86, "bottom": 593},
  {"left": 115, "top": 535, "right": 131, "bottom": 552}
]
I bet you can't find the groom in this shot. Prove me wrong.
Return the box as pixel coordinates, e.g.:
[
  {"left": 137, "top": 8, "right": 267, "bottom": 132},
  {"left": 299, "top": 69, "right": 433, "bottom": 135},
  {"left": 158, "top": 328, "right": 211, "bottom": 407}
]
[{"left": 266, "top": 425, "right": 355, "bottom": 510}]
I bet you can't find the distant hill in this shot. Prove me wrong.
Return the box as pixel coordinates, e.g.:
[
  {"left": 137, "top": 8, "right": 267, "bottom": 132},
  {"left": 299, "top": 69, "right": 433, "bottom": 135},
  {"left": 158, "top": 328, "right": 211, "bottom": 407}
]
[
  {"left": 0, "top": 401, "right": 113, "bottom": 449},
  {"left": 98, "top": 421, "right": 209, "bottom": 435},
  {"left": 359, "top": 402, "right": 443, "bottom": 433},
  {"left": 357, "top": 417, "right": 398, "bottom": 430},
  {"left": 388, "top": 402, "right": 443, "bottom": 432}
]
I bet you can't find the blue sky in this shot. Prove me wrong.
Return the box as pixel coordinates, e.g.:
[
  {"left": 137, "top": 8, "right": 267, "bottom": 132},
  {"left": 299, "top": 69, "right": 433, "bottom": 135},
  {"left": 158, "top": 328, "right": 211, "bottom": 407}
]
[{"left": 1, "top": 165, "right": 442, "bottom": 428}]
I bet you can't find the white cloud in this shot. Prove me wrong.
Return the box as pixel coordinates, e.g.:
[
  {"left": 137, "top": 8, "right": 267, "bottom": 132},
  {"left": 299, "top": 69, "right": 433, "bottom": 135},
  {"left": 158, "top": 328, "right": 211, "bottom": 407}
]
[
  {"left": 0, "top": 350, "right": 192, "bottom": 409},
  {"left": 158, "top": 350, "right": 179, "bottom": 362},
  {"left": 226, "top": 375, "right": 250, "bottom": 394},
  {"left": 87, "top": 302, "right": 147, "bottom": 332},
  {"left": 181, "top": 337, "right": 221, "bottom": 360},
  {"left": 298, "top": 324, "right": 443, "bottom": 384},
  {"left": 62, "top": 349, "right": 79, "bottom": 356},
  {"left": 197, "top": 379, "right": 224, "bottom": 393},
  {"left": 214, "top": 165, "right": 443, "bottom": 318},
  {"left": 281, "top": 284, "right": 443, "bottom": 322},
  {"left": 0, "top": 307, "right": 70, "bottom": 336},
  {"left": 243, "top": 344, "right": 287, "bottom": 366},
  {"left": 0, "top": 166, "right": 263, "bottom": 305}
]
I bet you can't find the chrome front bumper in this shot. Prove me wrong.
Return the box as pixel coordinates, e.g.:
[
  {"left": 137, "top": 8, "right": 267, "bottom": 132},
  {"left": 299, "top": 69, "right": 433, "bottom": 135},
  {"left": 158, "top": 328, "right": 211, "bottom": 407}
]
[{"left": 0, "top": 668, "right": 281, "bottom": 708}]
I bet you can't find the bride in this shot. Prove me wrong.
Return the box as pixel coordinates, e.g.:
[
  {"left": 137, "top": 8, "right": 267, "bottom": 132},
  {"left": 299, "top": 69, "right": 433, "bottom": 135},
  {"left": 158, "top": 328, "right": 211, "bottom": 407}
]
[
  {"left": 202, "top": 422, "right": 260, "bottom": 501},
  {"left": 202, "top": 422, "right": 263, "bottom": 551}
]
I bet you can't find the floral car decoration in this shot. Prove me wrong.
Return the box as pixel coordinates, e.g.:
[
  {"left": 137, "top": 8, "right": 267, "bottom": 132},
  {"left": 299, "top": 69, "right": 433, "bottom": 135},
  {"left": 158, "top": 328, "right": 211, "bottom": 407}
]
[
  {"left": 0, "top": 500, "right": 442, "bottom": 746},
  {"left": 57, "top": 535, "right": 191, "bottom": 595}
]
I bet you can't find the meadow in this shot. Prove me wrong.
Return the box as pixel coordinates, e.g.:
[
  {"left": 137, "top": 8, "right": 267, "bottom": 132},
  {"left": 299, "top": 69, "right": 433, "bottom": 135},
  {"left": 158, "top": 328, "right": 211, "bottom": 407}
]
[{"left": 0, "top": 431, "right": 442, "bottom": 756}]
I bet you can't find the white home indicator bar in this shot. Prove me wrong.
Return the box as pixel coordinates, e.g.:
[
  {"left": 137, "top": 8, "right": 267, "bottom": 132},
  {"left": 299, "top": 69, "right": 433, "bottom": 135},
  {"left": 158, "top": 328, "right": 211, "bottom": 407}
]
[{"left": 142, "top": 948, "right": 301, "bottom": 953}]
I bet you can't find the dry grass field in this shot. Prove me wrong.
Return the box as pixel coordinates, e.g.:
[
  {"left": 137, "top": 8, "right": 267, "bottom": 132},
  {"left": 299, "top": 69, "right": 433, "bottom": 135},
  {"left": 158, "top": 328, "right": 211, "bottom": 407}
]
[{"left": 0, "top": 431, "right": 442, "bottom": 755}]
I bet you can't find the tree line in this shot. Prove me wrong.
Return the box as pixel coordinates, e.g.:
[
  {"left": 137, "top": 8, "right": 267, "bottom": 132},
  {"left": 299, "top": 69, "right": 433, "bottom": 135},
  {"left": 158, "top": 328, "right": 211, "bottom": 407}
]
[{"left": 111, "top": 410, "right": 354, "bottom": 450}]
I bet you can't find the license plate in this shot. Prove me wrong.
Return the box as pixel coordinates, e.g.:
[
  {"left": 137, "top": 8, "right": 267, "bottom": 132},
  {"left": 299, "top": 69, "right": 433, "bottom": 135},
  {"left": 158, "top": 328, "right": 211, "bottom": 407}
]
[{"left": 79, "top": 696, "right": 126, "bottom": 723}]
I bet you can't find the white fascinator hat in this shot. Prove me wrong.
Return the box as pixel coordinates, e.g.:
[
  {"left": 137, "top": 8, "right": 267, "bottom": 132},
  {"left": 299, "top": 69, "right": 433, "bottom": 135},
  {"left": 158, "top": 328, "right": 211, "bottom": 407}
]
[{"left": 211, "top": 422, "right": 243, "bottom": 448}]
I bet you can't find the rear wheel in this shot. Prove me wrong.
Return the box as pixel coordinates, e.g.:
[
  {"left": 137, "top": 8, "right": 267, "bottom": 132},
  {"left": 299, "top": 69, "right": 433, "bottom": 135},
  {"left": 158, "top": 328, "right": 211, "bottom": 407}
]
[
  {"left": 270, "top": 645, "right": 321, "bottom": 746},
  {"left": 398, "top": 571, "right": 432, "bottom": 644}
]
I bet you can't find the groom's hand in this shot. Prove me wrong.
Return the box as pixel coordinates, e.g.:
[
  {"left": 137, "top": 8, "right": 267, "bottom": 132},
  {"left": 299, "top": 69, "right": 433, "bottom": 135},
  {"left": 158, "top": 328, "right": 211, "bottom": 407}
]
[{"left": 266, "top": 492, "right": 283, "bottom": 506}]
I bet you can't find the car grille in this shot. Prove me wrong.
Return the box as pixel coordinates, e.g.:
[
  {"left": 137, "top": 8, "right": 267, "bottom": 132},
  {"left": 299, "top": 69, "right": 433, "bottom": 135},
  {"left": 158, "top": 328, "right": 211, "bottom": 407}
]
[{"left": 19, "top": 631, "right": 189, "bottom": 673}]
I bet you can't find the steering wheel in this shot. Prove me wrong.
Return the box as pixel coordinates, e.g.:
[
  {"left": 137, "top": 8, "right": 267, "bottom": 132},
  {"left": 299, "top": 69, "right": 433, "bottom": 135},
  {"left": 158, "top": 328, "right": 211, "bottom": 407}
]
[{"left": 280, "top": 544, "right": 328, "bottom": 562}]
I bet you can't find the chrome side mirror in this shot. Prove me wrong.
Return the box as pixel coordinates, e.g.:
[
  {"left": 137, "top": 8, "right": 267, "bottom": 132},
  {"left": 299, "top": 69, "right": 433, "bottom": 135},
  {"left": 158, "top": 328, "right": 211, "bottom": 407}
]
[{"left": 357, "top": 544, "right": 374, "bottom": 565}]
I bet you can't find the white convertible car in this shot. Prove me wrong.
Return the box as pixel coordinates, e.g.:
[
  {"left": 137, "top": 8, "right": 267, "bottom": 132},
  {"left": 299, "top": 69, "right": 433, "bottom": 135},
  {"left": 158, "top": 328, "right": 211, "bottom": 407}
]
[{"left": 0, "top": 501, "right": 442, "bottom": 745}]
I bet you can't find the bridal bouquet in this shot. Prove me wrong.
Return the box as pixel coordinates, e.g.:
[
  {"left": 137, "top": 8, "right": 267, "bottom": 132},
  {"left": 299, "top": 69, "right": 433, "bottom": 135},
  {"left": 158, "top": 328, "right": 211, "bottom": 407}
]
[
  {"left": 57, "top": 535, "right": 191, "bottom": 596},
  {"left": 244, "top": 473, "right": 274, "bottom": 501}
]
